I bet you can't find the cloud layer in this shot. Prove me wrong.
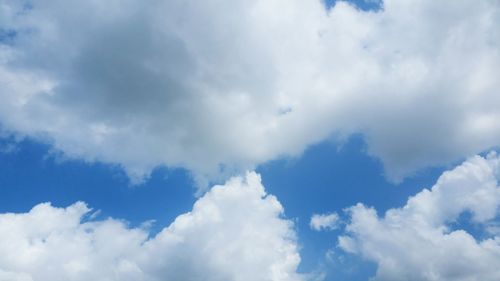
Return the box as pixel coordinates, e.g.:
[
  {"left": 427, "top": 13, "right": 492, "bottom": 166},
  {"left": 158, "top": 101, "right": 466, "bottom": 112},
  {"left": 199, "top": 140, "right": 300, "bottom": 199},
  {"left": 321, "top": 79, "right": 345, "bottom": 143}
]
[
  {"left": 0, "top": 0, "right": 499, "bottom": 185},
  {"left": 339, "top": 152, "right": 500, "bottom": 281},
  {"left": 0, "top": 172, "right": 303, "bottom": 281}
]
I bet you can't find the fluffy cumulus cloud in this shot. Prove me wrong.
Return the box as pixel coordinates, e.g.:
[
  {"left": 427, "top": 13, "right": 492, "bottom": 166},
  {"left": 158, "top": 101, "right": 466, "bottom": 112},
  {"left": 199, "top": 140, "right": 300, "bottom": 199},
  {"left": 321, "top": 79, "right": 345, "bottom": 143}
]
[
  {"left": 0, "top": 0, "right": 499, "bottom": 185},
  {"left": 310, "top": 213, "right": 339, "bottom": 231},
  {"left": 338, "top": 152, "right": 500, "bottom": 281},
  {"left": 0, "top": 172, "right": 304, "bottom": 281}
]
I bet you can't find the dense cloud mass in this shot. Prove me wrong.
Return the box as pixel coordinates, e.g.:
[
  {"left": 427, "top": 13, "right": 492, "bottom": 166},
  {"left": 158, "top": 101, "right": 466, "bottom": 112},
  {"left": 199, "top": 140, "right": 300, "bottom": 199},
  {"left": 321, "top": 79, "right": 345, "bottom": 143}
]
[
  {"left": 0, "top": 172, "right": 303, "bottom": 281},
  {"left": 339, "top": 152, "right": 500, "bottom": 281},
  {"left": 0, "top": 0, "right": 499, "bottom": 185}
]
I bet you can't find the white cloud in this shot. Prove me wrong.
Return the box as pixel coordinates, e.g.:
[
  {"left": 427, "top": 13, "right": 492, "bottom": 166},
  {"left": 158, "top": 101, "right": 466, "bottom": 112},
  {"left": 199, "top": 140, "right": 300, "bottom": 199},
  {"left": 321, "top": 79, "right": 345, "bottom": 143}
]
[
  {"left": 310, "top": 213, "right": 340, "bottom": 231},
  {"left": 338, "top": 152, "right": 500, "bottom": 281},
  {"left": 0, "top": 172, "right": 304, "bottom": 281},
  {"left": 0, "top": 0, "right": 499, "bottom": 185}
]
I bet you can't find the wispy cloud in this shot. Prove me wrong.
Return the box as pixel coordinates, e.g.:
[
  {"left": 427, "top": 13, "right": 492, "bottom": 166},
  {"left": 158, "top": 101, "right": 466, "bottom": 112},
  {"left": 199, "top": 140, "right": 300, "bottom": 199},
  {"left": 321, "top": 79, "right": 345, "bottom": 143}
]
[{"left": 310, "top": 213, "right": 340, "bottom": 231}]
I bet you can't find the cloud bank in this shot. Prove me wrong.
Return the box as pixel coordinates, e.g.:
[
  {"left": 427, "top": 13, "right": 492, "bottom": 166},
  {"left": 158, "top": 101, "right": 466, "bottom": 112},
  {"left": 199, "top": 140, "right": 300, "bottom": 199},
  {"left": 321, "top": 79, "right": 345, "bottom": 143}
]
[
  {"left": 339, "top": 152, "right": 500, "bottom": 281},
  {"left": 0, "top": 172, "right": 303, "bottom": 281},
  {"left": 0, "top": 0, "right": 499, "bottom": 185}
]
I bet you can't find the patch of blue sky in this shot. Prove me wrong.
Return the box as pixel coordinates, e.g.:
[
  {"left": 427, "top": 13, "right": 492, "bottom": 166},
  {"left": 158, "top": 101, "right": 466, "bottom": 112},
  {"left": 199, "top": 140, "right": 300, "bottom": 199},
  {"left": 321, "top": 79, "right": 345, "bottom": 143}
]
[
  {"left": 0, "top": 138, "right": 196, "bottom": 235},
  {"left": 0, "top": 29, "right": 17, "bottom": 45},
  {"left": 257, "top": 134, "right": 445, "bottom": 279},
  {"left": 325, "top": 0, "right": 383, "bottom": 11},
  {"left": 447, "top": 210, "right": 500, "bottom": 242}
]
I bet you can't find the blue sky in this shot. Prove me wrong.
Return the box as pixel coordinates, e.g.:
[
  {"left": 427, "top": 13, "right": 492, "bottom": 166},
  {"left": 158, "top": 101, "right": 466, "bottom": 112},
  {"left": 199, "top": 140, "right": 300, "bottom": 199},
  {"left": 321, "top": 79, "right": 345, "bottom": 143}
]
[
  {"left": 257, "top": 136, "right": 444, "bottom": 278},
  {"left": 0, "top": 134, "right": 474, "bottom": 281},
  {"left": 0, "top": 0, "right": 500, "bottom": 280}
]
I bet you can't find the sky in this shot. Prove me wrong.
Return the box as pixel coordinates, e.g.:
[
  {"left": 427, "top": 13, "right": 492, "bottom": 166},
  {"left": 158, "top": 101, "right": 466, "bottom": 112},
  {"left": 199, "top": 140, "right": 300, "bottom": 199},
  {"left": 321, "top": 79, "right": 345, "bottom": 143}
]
[{"left": 0, "top": 0, "right": 499, "bottom": 280}]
